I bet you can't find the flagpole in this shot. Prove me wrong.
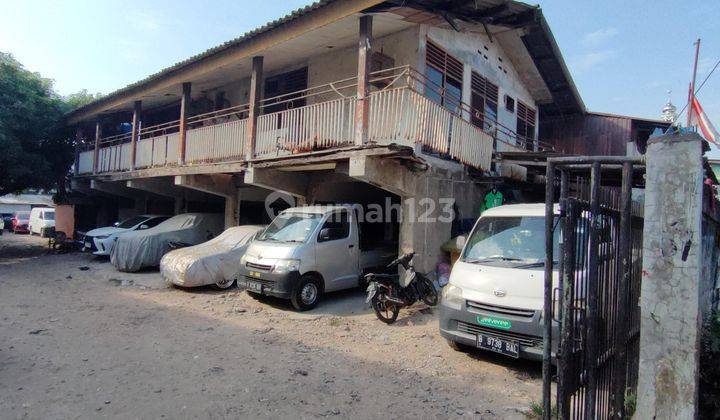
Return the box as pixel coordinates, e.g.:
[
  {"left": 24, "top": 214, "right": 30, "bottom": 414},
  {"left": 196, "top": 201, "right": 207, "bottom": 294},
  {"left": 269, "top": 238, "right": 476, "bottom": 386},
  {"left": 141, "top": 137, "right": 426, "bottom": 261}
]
[{"left": 687, "top": 38, "right": 701, "bottom": 127}]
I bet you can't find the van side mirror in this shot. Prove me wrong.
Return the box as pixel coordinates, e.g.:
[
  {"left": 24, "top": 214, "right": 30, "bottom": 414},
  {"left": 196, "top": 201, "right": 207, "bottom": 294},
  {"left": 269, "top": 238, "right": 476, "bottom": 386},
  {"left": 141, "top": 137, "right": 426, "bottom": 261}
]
[
  {"left": 456, "top": 235, "right": 467, "bottom": 249},
  {"left": 318, "top": 228, "right": 331, "bottom": 242},
  {"left": 138, "top": 224, "right": 149, "bottom": 230}
]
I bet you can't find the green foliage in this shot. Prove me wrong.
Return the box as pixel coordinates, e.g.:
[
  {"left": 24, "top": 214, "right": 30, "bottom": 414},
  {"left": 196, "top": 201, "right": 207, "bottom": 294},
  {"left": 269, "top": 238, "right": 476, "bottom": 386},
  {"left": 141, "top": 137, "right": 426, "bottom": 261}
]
[
  {"left": 525, "top": 401, "right": 557, "bottom": 419},
  {"left": 0, "top": 52, "right": 101, "bottom": 195},
  {"left": 624, "top": 389, "right": 636, "bottom": 417},
  {"left": 700, "top": 309, "right": 720, "bottom": 419}
]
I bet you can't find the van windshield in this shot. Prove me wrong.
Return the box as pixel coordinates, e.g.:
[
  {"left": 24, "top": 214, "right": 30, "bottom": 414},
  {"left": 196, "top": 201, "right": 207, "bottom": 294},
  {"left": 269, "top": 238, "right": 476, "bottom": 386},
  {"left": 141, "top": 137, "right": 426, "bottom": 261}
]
[
  {"left": 462, "top": 216, "right": 559, "bottom": 264},
  {"left": 258, "top": 212, "right": 323, "bottom": 243},
  {"left": 43, "top": 211, "right": 55, "bottom": 221}
]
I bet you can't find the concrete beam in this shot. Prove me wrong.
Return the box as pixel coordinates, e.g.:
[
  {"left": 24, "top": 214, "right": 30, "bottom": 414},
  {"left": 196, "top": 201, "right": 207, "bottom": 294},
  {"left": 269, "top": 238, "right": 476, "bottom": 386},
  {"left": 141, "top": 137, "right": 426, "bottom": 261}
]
[
  {"left": 82, "top": 161, "right": 247, "bottom": 182},
  {"left": 348, "top": 155, "right": 416, "bottom": 197},
  {"left": 175, "top": 174, "right": 239, "bottom": 228},
  {"left": 70, "top": 178, "right": 92, "bottom": 195},
  {"left": 244, "top": 166, "right": 308, "bottom": 199},
  {"left": 126, "top": 178, "right": 185, "bottom": 199},
  {"left": 174, "top": 174, "right": 237, "bottom": 198},
  {"left": 91, "top": 180, "right": 143, "bottom": 200}
]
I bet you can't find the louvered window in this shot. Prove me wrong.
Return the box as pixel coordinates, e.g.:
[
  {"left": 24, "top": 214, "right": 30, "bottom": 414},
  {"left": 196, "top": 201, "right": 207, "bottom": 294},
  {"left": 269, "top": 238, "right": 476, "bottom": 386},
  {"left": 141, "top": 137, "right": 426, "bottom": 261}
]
[
  {"left": 516, "top": 101, "right": 537, "bottom": 150},
  {"left": 425, "top": 39, "right": 463, "bottom": 113},
  {"left": 470, "top": 71, "right": 499, "bottom": 132}
]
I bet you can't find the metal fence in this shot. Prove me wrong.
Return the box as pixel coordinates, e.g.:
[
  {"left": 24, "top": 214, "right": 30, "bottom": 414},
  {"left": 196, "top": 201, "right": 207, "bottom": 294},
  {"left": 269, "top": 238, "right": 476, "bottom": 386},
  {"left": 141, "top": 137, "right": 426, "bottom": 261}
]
[{"left": 543, "top": 157, "right": 645, "bottom": 419}]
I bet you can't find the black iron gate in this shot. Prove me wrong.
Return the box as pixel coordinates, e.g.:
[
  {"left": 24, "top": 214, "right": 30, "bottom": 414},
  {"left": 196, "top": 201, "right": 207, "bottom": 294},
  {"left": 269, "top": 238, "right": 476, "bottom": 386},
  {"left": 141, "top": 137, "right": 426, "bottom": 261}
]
[{"left": 542, "top": 157, "right": 644, "bottom": 419}]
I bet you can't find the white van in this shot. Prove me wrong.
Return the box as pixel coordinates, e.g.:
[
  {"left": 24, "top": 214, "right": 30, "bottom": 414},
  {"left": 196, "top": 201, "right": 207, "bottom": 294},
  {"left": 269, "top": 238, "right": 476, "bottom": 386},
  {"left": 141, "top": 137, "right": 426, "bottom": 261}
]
[
  {"left": 439, "top": 203, "right": 559, "bottom": 361},
  {"left": 29, "top": 207, "right": 56, "bottom": 237}
]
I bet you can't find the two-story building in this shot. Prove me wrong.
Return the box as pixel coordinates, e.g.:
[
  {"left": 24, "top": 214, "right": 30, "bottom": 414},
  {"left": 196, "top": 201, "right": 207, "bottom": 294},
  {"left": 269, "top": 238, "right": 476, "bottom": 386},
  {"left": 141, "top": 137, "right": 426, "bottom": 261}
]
[{"left": 68, "top": 0, "right": 585, "bottom": 271}]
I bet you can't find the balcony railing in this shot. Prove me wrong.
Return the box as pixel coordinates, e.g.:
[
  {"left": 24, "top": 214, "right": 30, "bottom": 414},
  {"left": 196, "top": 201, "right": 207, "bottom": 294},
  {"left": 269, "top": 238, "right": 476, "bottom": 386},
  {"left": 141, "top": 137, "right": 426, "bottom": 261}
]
[{"left": 77, "top": 65, "right": 544, "bottom": 176}]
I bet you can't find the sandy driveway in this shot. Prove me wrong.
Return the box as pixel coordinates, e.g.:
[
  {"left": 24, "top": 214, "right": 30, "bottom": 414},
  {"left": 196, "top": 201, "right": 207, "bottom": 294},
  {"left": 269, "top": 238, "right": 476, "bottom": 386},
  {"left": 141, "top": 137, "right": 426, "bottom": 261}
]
[{"left": 0, "top": 233, "right": 541, "bottom": 419}]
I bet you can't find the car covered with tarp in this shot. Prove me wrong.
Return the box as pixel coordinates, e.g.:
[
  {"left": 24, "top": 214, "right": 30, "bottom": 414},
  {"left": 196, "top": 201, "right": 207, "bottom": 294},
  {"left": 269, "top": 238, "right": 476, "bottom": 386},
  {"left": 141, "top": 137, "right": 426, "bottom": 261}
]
[
  {"left": 160, "top": 225, "right": 265, "bottom": 289},
  {"left": 110, "top": 213, "right": 224, "bottom": 272}
]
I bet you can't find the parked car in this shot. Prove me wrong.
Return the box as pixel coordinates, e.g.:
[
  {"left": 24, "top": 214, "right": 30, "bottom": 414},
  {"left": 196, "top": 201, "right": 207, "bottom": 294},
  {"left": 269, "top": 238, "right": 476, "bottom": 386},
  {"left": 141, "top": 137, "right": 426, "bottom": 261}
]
[
  {"left": 11, "top": 211, "right": 30, "bottom": 234},
  {"left": 161, "top": 225, "right": 265, "bottom": 289},
  {"left": 81, "top": 215, "right": 171, "bottom": 256},
  {"left": 439, "top": 203, "right": 560, "bottom": 361},
  {"left": 236, "top": 205, "right": 397, "bottom": 311},
  {"left": 111, "top": 213, "right": 224, "bottom": 272},
  {"left": 2, "top": 214, "right": 12, "bottom": 232},
  {"left": 28, "top": 207, "right": 55, "bottom": 237}
]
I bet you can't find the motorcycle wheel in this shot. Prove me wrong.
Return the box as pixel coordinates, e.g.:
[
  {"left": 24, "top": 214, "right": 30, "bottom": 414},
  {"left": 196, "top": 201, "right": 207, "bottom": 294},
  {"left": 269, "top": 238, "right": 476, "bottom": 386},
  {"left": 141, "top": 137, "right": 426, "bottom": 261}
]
[
  {"left": 371, "top": 294, "right": 400, "bottom": 324},
  {"left": 418, "top": 277, "right": 439, "bottom": 306}
]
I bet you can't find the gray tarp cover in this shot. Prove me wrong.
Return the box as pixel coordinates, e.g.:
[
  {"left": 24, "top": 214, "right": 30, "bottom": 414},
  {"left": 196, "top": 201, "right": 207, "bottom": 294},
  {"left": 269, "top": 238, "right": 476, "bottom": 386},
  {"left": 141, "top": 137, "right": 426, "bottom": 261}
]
[
  {"left": 111, "top": 213, "right": 224, "bottom": 272},
  {"left": 159, "top": 225, "right": 264, "bottom": 287}
]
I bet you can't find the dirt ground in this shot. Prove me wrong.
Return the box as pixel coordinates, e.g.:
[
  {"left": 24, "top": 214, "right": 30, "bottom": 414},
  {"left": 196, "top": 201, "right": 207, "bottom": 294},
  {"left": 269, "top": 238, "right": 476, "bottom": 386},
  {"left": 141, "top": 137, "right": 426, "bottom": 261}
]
[{"left": 0, "top": 233, "right": 541, "bottom": 419}]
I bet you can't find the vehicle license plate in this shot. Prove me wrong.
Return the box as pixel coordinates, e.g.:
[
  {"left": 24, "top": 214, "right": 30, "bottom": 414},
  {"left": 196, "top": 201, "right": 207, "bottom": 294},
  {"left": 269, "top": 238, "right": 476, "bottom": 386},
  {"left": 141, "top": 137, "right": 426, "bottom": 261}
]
[
  {"left": 476, "top": 334, "right": 519, "bottom": 358},
  {"left": 244, "top": 280, "right": 263, "bottom": 291},
  {"left": 84, "top": 241, "right": 92, "bottom": 250}
]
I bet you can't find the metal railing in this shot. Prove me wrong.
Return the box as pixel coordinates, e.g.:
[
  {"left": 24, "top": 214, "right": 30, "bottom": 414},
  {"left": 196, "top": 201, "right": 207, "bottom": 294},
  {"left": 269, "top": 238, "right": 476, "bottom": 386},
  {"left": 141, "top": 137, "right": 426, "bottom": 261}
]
[{"left": 84, "top": 65, "right": 543, "bottom": 174}]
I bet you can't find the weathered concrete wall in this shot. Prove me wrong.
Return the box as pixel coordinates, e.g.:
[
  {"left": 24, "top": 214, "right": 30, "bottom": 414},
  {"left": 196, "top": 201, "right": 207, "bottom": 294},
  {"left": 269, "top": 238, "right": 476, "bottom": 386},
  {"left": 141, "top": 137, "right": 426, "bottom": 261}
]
[
  {"left": 200, "top": 27, "right": 420, "bottom": 110},
  {"left": 350, "top": 154, "right": 482, "bottom": 273},
  {"left": 307, "top": 26, "right": 420, "bottom": 104},
  {"left": 636, "top": 132, "right": 705, "bottom": 419},
  {"left": 425, "top": 25, "right": 539, "bottom": 146}
]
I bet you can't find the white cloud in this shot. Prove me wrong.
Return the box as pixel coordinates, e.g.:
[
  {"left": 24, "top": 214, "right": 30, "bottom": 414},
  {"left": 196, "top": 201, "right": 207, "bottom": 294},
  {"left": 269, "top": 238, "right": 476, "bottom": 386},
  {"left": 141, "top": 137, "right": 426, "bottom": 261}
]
[
  {"left": 581, "top": 27, "right": 618, "bottom": 47},
  {"left": 570, "top": 50, "right": 618, "bottom": 72}
]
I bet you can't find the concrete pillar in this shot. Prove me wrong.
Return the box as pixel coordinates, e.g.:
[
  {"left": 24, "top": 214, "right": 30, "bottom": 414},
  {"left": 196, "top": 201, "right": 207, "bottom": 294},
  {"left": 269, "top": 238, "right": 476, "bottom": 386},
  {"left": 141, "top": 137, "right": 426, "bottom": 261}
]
[
  {"left": 224, "top": 192, "right": 239, "bottom": 228},
  {"left": 130, "top": 100, "right": 142, "bottom": 170},
  {"left": 178, "top": 82, "right": 191, "bottom": 165},
  {"left": 93, "top": 119, "right": 102, "bottom": 174},
  {"left": 174, "top": 196, "right": 184, "bottom": 215},
  {"left": 174, "top": 174, "right": 239, "bottom": 229},
  {"left": 74, "top": 127, "right": 83, "bottom": 176},
  {"left": 354, "top": 15, "right": 372, "bottom": 146},
  {"left": 245, "top": 56, "right": 263, "bottom": 161},
  {"left": 348, "top": 154, "right": 469, "bottom": 273},
  {"left": 636, "top": 132, "right": 704, "bottom": 419}
]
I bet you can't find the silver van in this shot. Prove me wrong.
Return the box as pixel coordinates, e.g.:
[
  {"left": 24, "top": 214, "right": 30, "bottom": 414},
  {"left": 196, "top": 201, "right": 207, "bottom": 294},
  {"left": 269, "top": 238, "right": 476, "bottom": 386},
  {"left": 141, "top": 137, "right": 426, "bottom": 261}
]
[{"left": 237, "top": 205, "right": 396, "bottom": 310}]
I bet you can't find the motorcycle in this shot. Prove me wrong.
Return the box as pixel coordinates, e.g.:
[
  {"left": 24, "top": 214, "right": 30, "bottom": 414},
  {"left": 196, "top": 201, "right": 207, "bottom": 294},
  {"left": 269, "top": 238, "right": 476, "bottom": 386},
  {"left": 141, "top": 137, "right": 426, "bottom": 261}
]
[{"left": 365, "top": 252, "right": 438, "bottom": 324}]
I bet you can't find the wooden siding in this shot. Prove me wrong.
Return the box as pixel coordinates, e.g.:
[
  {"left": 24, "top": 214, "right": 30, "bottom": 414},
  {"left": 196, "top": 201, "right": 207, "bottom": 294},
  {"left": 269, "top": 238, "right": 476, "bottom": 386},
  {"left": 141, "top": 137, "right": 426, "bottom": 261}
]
[{"left": 539, "top": 113, "right": 669, "bottom": 156}]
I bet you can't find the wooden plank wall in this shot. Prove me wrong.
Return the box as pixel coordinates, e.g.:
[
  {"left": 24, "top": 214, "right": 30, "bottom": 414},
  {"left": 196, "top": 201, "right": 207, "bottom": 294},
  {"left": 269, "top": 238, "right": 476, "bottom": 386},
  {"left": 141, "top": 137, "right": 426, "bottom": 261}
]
[{"left": 539, "top": 113, "right": 634, "bottom": 156}]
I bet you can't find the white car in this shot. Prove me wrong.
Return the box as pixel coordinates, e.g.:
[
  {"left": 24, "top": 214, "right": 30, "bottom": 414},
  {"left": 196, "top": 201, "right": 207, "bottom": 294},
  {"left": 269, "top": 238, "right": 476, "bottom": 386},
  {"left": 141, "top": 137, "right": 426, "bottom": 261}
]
[
  {"left": 111, "top": 213, "right": 224, "bottom": 272},
  {"left": 161, "top": 225, "right": 265, "bottom": 289},
  {"left": 82, "top": 215, "right": 171, "bottom": 256}
]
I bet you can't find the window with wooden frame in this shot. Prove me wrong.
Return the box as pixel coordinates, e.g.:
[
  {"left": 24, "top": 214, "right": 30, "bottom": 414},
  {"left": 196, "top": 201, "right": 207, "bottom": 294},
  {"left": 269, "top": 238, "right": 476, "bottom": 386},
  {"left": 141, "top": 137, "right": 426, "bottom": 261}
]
[
  {"left": 470, "top": 71, "right": 499, "bottom": 132},
  {"left": 516, "top": 101, "right": 536, "bottom": 150},
  {"left": 425, "top": 39, "right": 463, "bottom": 113}
]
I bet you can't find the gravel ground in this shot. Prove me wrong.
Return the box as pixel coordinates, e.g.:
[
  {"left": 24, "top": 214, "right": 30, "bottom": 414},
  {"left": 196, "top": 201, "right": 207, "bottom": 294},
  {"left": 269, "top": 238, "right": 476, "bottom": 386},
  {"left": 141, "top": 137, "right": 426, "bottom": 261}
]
[{"left": 0, "top": 233, "right": 541, "bottom": 419}]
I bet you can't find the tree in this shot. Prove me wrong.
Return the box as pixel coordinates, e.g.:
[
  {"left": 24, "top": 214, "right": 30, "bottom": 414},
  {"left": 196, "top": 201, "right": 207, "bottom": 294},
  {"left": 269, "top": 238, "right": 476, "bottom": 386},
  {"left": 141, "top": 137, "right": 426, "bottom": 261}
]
[{"left": 0, "top": 52, "right": 101, "bottom": 196}]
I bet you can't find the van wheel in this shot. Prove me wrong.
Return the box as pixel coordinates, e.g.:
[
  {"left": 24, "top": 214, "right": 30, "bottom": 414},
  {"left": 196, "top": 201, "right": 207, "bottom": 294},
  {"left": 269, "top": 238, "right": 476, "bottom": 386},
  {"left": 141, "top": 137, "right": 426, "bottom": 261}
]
[
  {"left": 40, "top": 228, "right": 47, "bottom": 238},
  {"left": 291, "top": 275, "right": 321, "bottom": 311}
]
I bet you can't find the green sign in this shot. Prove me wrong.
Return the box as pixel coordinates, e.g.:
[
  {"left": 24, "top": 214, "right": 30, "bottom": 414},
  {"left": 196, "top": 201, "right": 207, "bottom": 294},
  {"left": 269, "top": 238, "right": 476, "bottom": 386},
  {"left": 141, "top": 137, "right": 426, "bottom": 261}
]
[{"left": 477, "top": 316, "right": 512, "bottom": 330}]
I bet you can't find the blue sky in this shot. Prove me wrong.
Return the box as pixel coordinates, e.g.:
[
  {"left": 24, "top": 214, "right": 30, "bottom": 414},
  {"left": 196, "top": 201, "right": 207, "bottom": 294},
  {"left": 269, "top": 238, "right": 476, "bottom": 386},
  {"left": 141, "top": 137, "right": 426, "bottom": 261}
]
[{"left": 1, "top": 0, "right": 717, "bottom": 152}]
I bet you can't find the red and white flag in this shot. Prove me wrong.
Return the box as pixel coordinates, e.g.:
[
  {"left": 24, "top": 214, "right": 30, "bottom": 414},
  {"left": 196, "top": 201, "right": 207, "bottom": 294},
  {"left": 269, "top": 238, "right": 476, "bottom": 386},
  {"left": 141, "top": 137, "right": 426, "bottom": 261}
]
[{"left": 690, "top": 95, "right": 719, "bottom": 145}]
